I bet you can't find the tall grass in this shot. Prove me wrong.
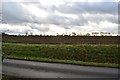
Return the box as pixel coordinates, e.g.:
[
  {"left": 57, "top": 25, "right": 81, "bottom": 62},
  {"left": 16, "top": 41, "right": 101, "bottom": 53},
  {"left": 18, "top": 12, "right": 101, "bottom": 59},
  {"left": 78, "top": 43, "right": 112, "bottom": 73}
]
[{"left": 2, "top": 43, "right": 119, "bottom": 64}]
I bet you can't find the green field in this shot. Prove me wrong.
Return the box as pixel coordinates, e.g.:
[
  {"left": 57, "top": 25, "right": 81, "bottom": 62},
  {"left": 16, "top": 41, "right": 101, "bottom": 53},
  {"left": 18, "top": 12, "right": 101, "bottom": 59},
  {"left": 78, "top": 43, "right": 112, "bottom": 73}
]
[{"left": 2, "top": 43, "right": 120, "bottom": 68}]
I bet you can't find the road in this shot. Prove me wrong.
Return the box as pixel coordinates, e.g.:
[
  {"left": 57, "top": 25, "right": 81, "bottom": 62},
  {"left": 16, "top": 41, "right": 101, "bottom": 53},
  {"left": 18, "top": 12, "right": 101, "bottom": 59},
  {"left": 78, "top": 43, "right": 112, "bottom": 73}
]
[{"left": 2, "top": 59, "right": 119, "bottom": 78}]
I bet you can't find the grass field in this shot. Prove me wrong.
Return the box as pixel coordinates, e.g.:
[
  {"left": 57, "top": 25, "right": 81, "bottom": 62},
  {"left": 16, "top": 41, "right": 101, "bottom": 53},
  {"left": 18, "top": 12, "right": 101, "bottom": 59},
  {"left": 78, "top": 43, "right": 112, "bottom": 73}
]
[
  {"left": 2, "top": 75, "right": 26, "bottom": 80},
  {"left": 2, "top": 43, "right": 120, "bottom": 68}
]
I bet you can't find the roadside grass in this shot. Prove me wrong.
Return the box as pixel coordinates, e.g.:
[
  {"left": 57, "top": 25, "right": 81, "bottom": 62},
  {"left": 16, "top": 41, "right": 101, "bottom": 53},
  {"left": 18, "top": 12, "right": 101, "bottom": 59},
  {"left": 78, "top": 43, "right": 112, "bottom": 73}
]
[
  {"left": 2, "top": 75, "right": 13, "bottom": 80},
  {"left": 6, "top": 55, "right": 119, "bottom": 68},
  {"left": 2, "top": 75, "right": 26, "bottom": 80},
  {"left": 2, "top": 43, "right": 120, "bottom": 68}
]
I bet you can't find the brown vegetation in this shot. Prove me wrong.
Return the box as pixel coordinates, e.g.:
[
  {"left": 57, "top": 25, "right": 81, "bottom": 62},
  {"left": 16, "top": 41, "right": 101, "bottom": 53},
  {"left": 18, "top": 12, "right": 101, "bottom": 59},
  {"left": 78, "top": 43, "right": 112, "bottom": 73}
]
[{"left": 2, "top": 35, "right": 119, "bottom": 44}]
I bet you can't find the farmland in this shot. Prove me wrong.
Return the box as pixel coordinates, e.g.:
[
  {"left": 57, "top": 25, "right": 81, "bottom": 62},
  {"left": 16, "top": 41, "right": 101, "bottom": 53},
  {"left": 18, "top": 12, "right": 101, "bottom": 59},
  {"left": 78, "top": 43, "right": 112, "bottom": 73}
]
[
  {"left": 2, "top": 43, "right": 119, "bottom": 68},
  {"left": 2, "top": 35, "right": 119, "bottom": 68},
  {"left": 2, "top": 35, "right": 119, "bottom": 44}
]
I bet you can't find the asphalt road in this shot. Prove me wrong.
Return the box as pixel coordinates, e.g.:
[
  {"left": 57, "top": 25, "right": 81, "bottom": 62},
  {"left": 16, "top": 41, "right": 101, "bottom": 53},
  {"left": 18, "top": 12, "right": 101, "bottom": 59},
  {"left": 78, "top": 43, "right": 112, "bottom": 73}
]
[{"left": 2, "top": 59, "right": 119, "bottom": 78}]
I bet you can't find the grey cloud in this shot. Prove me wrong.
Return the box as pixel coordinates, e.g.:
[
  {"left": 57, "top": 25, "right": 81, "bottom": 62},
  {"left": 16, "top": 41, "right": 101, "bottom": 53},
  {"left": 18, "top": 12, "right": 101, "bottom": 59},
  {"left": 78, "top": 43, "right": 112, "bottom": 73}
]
[
  {"left": 2, "top": 2, "right": 33, "bottom": 24},
  {"left": 57, "top": 2, "right": 118, "bottom": 15},
  {"left": 3, "top": 2, "right": 118, "bottom": 25},
  {"left": 2, "top": 1, "right": 118, "bottom": 35},
  {"left": 0, "top": 6, "right": 2, "bottom": 23},
  {"left": 78, "top": 14, "right": 118, "bottom": 24},
  {"left": 28, "top": 23, "right": 49, "bottom": 32}
]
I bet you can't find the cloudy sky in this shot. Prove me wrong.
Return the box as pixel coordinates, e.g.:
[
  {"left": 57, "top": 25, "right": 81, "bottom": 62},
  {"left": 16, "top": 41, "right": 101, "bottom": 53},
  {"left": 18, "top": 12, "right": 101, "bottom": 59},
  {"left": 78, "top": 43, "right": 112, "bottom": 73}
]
[{"left": 0, "top": 0, "right": 119, "bottom": 35}]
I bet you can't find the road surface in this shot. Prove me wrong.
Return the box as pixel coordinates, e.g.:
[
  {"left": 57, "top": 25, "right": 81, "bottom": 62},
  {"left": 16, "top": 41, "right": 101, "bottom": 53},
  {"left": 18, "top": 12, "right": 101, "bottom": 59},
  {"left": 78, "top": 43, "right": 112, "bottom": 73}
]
[{"left": 2, "top": 59, "right": 119, "bottom": 78}]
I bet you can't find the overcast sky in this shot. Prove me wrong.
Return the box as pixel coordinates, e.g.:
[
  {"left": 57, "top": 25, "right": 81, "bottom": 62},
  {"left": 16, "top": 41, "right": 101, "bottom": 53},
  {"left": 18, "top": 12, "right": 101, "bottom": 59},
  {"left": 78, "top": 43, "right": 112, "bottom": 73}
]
[{"left": 0, "top": 0, "right": 119, "bottom": 35}]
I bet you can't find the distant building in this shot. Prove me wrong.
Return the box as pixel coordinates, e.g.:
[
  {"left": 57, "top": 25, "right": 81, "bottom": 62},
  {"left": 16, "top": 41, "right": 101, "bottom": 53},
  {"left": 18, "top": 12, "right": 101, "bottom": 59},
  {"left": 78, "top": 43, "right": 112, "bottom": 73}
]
[
  {"left": 91, "top": 32, "right": 113, "bottom": 36},
  {"left": 91, "top": 32, "right": 99, "bottom": 36}
]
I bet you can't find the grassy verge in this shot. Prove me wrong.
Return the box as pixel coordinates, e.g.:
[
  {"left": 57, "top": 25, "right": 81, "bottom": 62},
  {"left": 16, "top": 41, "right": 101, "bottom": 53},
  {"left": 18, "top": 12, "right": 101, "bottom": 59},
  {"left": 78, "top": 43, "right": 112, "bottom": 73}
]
[
  {"left": 6, "top": 55, "right": 119, "bottom": 68},
  {"left": 2, "top": 43, "right": 120, "bottom": 68},
  {"left": 2, "top": 75, "right": 27, "bottom": 80},
  {"left": 2, "top": 75, "right": 14, "bottom": 80}
]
